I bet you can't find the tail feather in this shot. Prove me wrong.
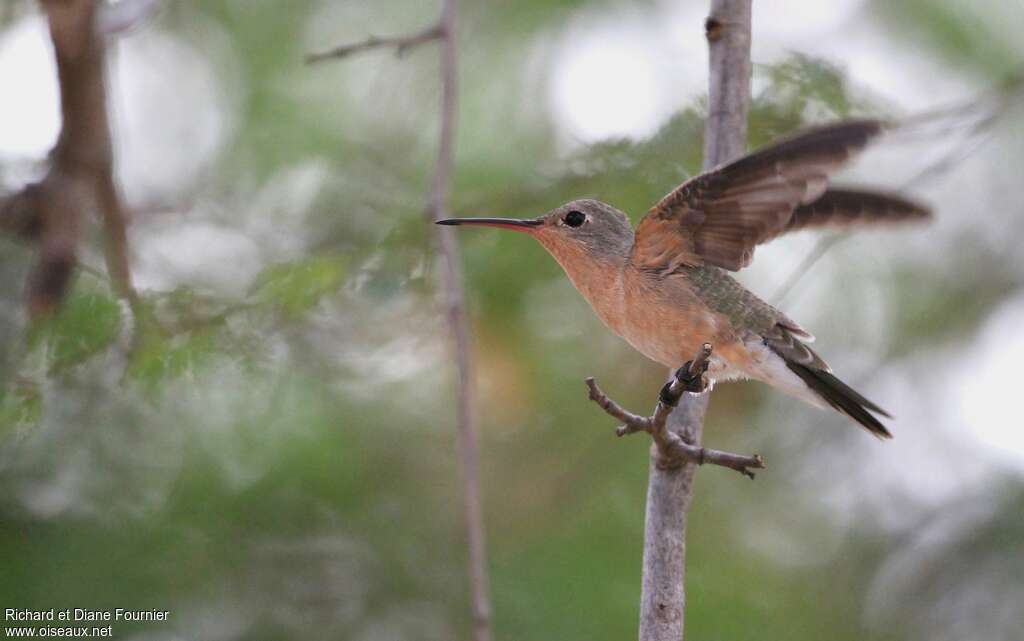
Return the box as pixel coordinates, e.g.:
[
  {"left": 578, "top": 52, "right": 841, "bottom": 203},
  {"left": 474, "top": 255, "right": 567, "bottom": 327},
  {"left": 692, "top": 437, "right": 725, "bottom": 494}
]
[{"left": 784, "top": 360, "right": 893, "bottom": 439}]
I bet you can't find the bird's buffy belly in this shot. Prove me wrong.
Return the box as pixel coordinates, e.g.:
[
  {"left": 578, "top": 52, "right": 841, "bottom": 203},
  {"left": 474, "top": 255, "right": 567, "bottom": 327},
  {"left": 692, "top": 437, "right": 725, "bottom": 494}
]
[
  {"left": 580, "top": 270, "right": 745, "bottom": 376},
  {"left": 616, "top": 298, "right": 722, "bottom": 370}
]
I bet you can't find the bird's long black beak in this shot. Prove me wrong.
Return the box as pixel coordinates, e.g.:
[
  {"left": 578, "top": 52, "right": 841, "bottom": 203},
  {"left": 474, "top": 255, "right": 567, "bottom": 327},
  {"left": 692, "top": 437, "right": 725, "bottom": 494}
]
[{"left": 436, "top": 217, "right": 543, "bottom": 232}]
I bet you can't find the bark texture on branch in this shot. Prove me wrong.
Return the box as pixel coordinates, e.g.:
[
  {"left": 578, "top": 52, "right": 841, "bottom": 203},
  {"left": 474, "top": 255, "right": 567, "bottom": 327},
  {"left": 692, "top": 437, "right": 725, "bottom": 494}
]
[
  {"left": 586, "top": 344, "right": 765, "bottom": 479},
  {"left": 638, "top": 2, "right": 751, "bottom": 640}
]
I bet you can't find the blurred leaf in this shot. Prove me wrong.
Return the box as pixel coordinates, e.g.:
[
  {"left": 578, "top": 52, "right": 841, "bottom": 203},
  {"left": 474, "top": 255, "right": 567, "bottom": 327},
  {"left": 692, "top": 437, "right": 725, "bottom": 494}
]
[
  {"left": 127, "top": 329, "right": 218, "bottom": 393},
  {"left": 873, "top": 0, "right": 1021, "bottom": 79},
  {"left": 28, "top": 288, "right": 121, "bottom": 371},
  {"left": 250, "top": 255, "right": 347, "bottom": 318},
  {"left": 748, "top": 54, "right": 868, "bottom": 149},
  {"left": 0, "top": 382, "right": 40, "bottom": 432}
]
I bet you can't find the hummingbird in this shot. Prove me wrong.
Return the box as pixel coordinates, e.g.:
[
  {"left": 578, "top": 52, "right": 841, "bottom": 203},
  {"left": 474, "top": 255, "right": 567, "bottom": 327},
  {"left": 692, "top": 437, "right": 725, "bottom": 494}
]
[{"left": 439, "top": 120, "right": 930, "bottom": 437}]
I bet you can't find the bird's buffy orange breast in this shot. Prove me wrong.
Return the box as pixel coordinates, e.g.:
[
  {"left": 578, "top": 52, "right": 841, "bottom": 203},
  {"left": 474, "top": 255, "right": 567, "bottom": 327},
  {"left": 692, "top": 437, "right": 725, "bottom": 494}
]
[
  {"left": 615, "top": 270, "right": 722, "bottom": 368},
  {"left": 540, "top": 234, "right": 729, "bottom": 369}
]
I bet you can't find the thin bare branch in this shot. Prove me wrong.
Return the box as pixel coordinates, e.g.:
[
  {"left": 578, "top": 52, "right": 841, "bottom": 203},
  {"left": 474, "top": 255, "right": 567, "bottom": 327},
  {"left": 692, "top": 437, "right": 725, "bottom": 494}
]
[
  {"left": 585, "top": 377, "right": 650, "bottom": 431},
  {"left": 96, "top": 172, "right": 138, "bottom": 309},
  {"left": 430, "top": 3, "right": 493, "bottom": 639},
  {"left": 305, "top": 24, "right": 443, "bottom": 65},
  {"left": 586, "top": 344, "right": 764, "bottom": 480},
  {"left": 308, "top": 5, "right": 493, "bottom": 640},
  {"left": 636, "top": 3, "right": 752, "bottom": 640}
]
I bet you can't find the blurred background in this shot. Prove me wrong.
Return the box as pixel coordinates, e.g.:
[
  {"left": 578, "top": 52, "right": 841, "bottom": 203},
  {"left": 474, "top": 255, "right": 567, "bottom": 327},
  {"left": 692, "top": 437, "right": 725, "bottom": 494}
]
[{"left": 1, "top": 1, "right": 1023, "bottom": 640}]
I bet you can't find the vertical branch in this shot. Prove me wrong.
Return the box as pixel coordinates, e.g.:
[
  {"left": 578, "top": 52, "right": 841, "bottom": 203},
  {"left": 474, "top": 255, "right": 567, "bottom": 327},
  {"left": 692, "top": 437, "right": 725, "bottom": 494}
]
[
  {"left": 306, "top": 6, "right": 492, "bottom": 637},
  {"left": 2, "top": 0, "right": 138, "bottom": 317},
  {"left": 701, "top": 2, "right": 752, "bottom": 169},
  {"left": 428, "top": 2, "right": 494, "bottom": 640},
  {"left": 637, "top": 2, "right": 751, "bottom": 641},
  {"left": 45, "top": 0, "right": 138, "bottom": 311}
]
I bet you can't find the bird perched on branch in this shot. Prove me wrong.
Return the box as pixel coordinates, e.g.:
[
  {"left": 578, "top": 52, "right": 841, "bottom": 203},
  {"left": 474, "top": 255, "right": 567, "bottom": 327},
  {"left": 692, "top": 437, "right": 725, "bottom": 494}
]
[{"left": 439, "top": 120, "right": 930, "bottom": 438}]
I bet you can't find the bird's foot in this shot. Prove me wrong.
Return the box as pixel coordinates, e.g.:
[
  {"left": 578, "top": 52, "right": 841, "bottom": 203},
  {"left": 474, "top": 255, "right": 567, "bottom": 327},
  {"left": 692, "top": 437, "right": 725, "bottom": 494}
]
[
  {"left": 658, "top": 359, "right": 709, "bottom": 406},
  {"left": 658, "top": 380, "right": 679, "bottom": 406},
  {"left": 675, "top": 358, "right": 710, "bottom": 393}
]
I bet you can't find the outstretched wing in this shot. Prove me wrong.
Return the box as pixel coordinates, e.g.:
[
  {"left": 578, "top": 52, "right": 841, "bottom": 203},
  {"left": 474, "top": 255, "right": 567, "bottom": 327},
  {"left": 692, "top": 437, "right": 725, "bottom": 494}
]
[
  {"left": 631, "top": 120, "right": 930, "bottom": 272},
  {"left": 775, "top": 188, "right": 930, "bottom": 242}
]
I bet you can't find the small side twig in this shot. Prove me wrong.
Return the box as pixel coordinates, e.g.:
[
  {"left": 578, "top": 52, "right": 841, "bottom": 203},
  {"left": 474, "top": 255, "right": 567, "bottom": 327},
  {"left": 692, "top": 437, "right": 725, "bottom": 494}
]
[
  {"left": 586, "top": 343, "right": 765, "bottom": 479},
  {"left": 305, "top": 24, "right": 443, "bottom": 64}
]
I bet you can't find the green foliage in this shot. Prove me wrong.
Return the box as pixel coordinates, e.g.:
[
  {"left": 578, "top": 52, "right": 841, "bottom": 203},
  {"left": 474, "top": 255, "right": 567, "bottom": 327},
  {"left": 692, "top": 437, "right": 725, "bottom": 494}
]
[
  {"left": 120, "top": 255, "right": 348, "bottom": 394},
  {"left": 0, "top": 382, "right": 39, "bottom": 432},
  {"left": 127, "top": 327, "right": 218, "bottom": 393},
  {"left": 250, "top": 255, "right": 347, "bottom": 318},
  {"left": 28, "top": 287, "right": 121, "bottom": 371},
  {"left": 750, "top": 54, "right": 862, "bottom": 147},
  {"left": 873, "top": 0, "right": 1020, "bottom": 79}
]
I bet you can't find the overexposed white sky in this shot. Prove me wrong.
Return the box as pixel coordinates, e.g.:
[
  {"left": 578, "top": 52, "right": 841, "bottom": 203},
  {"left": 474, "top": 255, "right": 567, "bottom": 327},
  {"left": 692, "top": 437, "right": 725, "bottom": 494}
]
[
  {"left": 0, "top": 14, "right": 229, "bottom": 202},
  {"left": 548, "top": 0, "right": 975, "bottom": 145}
]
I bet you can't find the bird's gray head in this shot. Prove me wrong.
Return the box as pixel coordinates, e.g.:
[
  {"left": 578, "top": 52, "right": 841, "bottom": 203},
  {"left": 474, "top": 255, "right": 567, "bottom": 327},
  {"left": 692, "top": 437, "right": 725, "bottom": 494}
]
[
  {"left": 437, "top": 198, "right": 635, "bottom": 265},
  {"left": 534, "top": 199, "right": 635, "bottom": 258}
]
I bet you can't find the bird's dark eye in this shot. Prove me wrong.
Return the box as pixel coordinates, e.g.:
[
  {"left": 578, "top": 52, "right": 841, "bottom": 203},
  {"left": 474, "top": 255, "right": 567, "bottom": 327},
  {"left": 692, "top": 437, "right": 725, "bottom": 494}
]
[{"left": 563, "top": 210, "right": 586, "bottom": 227}]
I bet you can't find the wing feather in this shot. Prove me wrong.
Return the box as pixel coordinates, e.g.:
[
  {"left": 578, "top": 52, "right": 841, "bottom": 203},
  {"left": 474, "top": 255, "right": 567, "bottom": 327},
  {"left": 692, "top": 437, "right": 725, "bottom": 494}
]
[
  {"left": 771, "top": 188, "right": 931, "bottom": 242},
  {"left": 631, "top": 120, "right": 928, "bottom": 272}
]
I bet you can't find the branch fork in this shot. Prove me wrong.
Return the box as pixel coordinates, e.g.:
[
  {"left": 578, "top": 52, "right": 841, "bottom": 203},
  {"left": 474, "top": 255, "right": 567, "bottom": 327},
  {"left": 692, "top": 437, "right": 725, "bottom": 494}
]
[
  {"left": 585, "top": 343, "right": 765, "bottom": 479},
  {"left": 1, "top": 0, "right": 138, "bottom": 318}
]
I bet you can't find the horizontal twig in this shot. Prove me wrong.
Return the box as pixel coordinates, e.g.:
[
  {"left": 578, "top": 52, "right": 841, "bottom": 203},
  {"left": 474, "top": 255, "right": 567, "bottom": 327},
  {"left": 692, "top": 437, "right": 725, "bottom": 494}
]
[
  {"left": 305, "top": 24, "right": 443, "bottom": 64},
  {"left": 585, "top": 377, "right": 650, "bottom": 433},
  {"left": 660, "top": 435, "right": 764, "bottom": 479},
  {"left": 585, "top": 343, "right": 765, "bottom": 479}
]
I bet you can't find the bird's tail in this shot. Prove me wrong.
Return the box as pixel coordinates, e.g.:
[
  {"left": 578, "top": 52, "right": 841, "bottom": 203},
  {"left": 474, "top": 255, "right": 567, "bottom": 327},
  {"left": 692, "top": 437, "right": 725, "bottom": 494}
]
[{"left": 784, "top": 360, "right": 893, "bottom": 439}]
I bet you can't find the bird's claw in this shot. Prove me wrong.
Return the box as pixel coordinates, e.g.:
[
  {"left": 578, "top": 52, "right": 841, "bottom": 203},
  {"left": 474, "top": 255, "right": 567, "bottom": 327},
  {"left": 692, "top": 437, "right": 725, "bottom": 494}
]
[
  {"left": 658, "top": 380, "right": 678, "bottom": 406},
  {"left": 674, "top": 359, "right": 709, "bottom": 394},
  {"left": 658, "top": 360, "right": 708, "bottom": 406}
]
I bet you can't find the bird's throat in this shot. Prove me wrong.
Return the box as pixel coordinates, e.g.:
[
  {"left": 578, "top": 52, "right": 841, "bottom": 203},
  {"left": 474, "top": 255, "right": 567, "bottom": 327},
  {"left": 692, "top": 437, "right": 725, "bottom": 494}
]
[{"left": 536, "top": 237, "right": 629, "bottom": 336}]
